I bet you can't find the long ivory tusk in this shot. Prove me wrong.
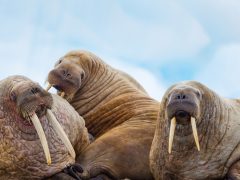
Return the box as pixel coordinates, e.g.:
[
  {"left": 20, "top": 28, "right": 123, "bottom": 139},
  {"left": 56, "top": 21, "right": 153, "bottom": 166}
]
[
  {"left": 46, "top": 84, "right": 52, "bottom": 91},
  {"left": 191, "top": 117, "right": 200, "bottom": 151},
  {"left": 30, "top": 113, "right": 51, "bottom": 165},
  {"left": 60, "top": 92, "right": 65, "bottom": 97},
  {"left": 168, "top": 117, "right": 176, "bottom": 154},
  {"left": 46, "top": 109, "right": 76, "bottom": 159}
]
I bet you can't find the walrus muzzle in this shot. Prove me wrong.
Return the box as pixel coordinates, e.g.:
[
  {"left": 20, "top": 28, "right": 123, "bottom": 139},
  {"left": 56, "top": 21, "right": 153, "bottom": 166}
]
[{"left": 167, "top": 91, "right": 200, "bottom": 154}]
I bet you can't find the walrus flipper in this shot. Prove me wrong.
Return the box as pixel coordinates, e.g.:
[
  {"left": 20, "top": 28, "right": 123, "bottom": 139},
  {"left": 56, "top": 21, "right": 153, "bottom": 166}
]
[
  {"left": 226, "top": 161, "right": 240, "bottom": 180},
  {"left": 62, "top": 164, "right": 83, "bottom": 180},
  {"left": 59, "top": 164, "right": 115, "bottom": 180}
]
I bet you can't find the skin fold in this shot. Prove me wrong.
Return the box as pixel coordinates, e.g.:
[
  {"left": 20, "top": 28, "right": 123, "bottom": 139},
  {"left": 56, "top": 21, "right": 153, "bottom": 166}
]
[
  {"left": 150, "top": 81, "right": 240, "bottom": 180},
  {"left": 46, "top": 50, "right": 159, "bottom": 179},
  {"left": 0, "top": 75, "right": 90, "bottom": 179},
  {"left": 47, "top": 50, "right": 150, "bottom": 137}
]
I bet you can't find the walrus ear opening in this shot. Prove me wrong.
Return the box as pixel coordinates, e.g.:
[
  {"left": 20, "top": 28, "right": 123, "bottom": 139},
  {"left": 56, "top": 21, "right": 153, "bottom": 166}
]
[
  {"left": 80, "top": 71, "right": 85, "bottom": 81},
  {"left": 10, "top": 91, "right": 17, "bottom": 102},
  {"left": 195, "top": 90, "right": 202, "bottom": 100}
]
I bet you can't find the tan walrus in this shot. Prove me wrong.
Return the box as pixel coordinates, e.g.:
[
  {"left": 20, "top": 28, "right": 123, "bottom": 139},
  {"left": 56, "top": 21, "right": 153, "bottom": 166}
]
[
  {"left": 46, "top": 50, "right": 153, "bottom": 137},
  {"left": 46, "top": 50, "right": 159, "bottom": 179},
  {"left": 150, "top": 81, "right": 240, "bottom": 179},
  {"left": 0, "top": 75, "right": 89, "bottom": 179}
]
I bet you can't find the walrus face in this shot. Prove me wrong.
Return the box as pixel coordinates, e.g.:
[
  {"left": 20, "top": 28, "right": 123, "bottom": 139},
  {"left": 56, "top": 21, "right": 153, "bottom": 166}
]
[
  {"left": 47, "top": 56, "right": 86, "bottom": 99},
  {"left": 150, "top": 81, "right": 240, "bottom": 179},
  {"left": 163, "top": 83, "right": 203, "bottom": 153},
  {"left": 11, "top": 78, "right": 53, "bottom": 126},
  {"left": 0, "top": 76, "right": 77, "bottom": 178}
]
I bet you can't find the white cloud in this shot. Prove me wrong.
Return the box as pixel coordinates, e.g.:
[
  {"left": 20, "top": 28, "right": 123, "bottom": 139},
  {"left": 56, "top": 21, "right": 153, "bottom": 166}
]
[
  {"left": 181, "top": 0, "right": 240, "bottom": 42},
  {"left": 0, "top": 0, "right": 239, "bottom": 100},
  {"left": 77, "top": 0, "right": 210, "bottom": 62},
  {"left": 196, "top": 43, "right": 240, "bottom": 98}
]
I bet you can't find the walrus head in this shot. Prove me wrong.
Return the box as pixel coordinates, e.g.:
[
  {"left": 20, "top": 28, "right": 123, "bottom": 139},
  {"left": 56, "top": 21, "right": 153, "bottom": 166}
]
[
  {"left": 0, "top": 75, "right": 81, "bottom": 178},
  {"left": 150, "top": 81, "right": 240, "bottom": 179},
  {"left": 158, "top": 81, "right": 217, "bottom": 155},
  {"left": 46, "top": 51, "right": 93, "bottom": 99}
]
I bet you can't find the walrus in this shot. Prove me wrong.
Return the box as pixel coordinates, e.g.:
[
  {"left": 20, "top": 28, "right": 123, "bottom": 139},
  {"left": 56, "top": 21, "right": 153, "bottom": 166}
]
[
  {"left": 149, "top": 81, "right": 240, "bottom": 179},
  {"left": 46, "top": 50, "right": 159, "bottom": 179},
  {"left": 0, "top": 75, "right": 90, "bottom": 179},
  {"left": 46, "top": 50, "right": 150, "bottom": 137}
]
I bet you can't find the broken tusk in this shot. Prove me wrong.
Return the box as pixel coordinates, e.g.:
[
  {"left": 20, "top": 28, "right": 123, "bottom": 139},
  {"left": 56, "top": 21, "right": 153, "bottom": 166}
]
[
  {"left": 60, "top": 92, "right": 65, "bottom": 97},
  {"left": 46, "top": 84, "right": 52, "bottom": 92},
  {"left": 168, "top": 117, "right": 176, "bottom": 154},
  {"left": 30, "top": 113, "right": 51, "bottom": 165},
  {"left": 46, "top": 109, "right": 76, "bottom": 159},
  {"left": 191, "top": 117, "right": 200, "bottom": 151}
]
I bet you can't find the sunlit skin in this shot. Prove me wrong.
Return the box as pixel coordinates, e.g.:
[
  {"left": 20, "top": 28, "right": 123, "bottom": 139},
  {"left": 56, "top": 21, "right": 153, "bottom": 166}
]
[{"left": 150, "top": 81, "right": 240, "bottom": 179}]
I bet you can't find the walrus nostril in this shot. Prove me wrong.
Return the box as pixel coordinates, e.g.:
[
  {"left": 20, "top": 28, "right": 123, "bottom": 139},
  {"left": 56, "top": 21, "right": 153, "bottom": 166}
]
[
  {"left": 62, "top": 69, "right": 67, "bottom": 76},
  {"left": 175, "top": 94, "right": 186, "bottom": 100},
  {"left": 31, "top": 87, "right": 40, "bottom": 94}
]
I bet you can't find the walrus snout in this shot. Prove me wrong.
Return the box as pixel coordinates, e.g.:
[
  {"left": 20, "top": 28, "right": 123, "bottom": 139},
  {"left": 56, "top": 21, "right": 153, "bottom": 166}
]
[
  {"left": 167, "top": 87, "right": 201, "bottom": 120},
  {"left": 47, "top": 63, "right": 82, "bottom": 98}
]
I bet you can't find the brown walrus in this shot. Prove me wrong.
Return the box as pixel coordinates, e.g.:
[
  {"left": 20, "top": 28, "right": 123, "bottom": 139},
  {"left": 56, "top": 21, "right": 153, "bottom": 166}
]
[
  {"left": 46, "top": 50, "right": 159, "bottom": 179},
  {"left": 0, "top": 75, "right": 89, "bottom": 179},
  {"left": 149, "top": 81, "right": 240, "bottom": 179},
  {"left": 46, "top": 50, "right": 150, "bottom": 137}
]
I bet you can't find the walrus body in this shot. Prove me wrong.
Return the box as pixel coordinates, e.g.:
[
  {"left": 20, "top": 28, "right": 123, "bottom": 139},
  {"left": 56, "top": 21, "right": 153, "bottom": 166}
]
[
  {"left": 150, "top": 81, "right": 240, "bottom": 179},
  {"left": 47, "top": 50, "right": 159, "bottom": 179},
  {"left": 0, "top": 76, "right": 89, "bottom": 179},
  {"left": 77, "top": 97, "right": 158, "bottom": 179}
]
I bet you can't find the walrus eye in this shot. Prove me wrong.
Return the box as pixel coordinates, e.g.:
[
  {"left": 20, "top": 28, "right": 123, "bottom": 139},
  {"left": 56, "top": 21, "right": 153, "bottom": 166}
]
[
  {"left": 58, "top": 59, "right": 62, "bottom": 64},
  {"left": 10, "top": 91, "right": 17, "bottom": 102}
]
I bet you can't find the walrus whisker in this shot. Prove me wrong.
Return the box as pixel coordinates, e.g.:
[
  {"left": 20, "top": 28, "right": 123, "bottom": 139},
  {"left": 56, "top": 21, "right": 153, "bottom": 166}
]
[
  {"left": 46, "top": 109, "right": 76, "bottom": 159},
  {"left": 191, "top": 117, "right": 200, "bottom": 151},
  {"left": 168, "top": 117, "right": 176, "bottom": 154},
  {"left": 46, "top": 84, "right": 52, "bottom": 91},
  {"left": 29, "top": 113, "right": 51, "bottom": 165}
]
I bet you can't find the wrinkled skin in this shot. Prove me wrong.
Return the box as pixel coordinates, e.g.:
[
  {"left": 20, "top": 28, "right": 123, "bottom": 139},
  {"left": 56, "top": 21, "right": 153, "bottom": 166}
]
[
  {"left": 0, "top": 75, "right": 89, "bottom": 179},
  {"left": 150, "top": 81, "right": 240, "bottom": 180},
  {"left": 47, "top": 50, "right": 150, "bottom": 137},
  {"left": 47, "top": 50, "right": 159, "bottom": 179}
]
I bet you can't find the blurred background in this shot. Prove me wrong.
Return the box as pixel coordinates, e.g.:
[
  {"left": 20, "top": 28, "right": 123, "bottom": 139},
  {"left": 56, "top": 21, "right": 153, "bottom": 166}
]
[{"left": 0, "top": 0, "right": 239, "bottom": 100}]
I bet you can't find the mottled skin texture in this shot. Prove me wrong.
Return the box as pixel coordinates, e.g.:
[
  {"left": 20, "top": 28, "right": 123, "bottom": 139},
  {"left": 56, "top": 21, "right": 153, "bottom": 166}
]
[
  {"left": 0, "top": 76, "right": 89, "bottom": 179},
  {"left": 150, "top": 81, "right": 240, "bottom": 180},
  {"left": 47, "top": 50, "right": 159, "bottom": 179}
]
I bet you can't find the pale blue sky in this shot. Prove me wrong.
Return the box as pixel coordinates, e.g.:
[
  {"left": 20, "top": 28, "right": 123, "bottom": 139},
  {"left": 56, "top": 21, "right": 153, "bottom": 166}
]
[{"left": 0, "top": 0, "right": 240, "bottom": 100}]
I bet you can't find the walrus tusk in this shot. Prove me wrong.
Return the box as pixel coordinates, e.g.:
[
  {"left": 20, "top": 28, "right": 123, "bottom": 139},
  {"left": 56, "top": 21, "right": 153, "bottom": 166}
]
[
  {"left": 60, "top": 92, "right": 65, "bottom": 97},
  {"left": 46, "top": 84, "right": 52, "bottom": 91},
  {"left": 46, "top": 109, "right": 76, "bottom": 159},
  {"left": 30, "top": 113, "right": 51, "bottom": 165},
  {"left": 191, "top": 117, "right": 200, "bottom": 151},
  {"left": 168, "top": 117, "right": 176, "bottom": 154}
]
